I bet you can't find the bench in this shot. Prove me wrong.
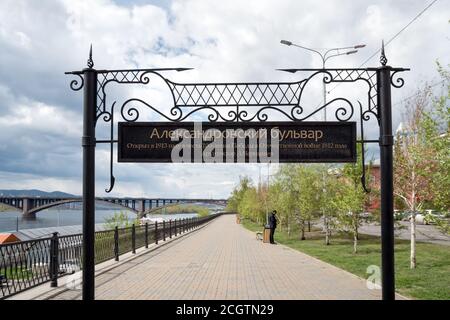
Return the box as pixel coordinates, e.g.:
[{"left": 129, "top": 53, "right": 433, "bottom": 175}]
[{"left": 256, "top": 231, "right": 263, "bottom": 241}]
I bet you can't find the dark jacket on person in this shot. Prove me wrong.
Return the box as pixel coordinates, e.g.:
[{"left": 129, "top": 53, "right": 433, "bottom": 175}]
[{"left": 269, "top": 213, "right": 277, "bottom": 229}]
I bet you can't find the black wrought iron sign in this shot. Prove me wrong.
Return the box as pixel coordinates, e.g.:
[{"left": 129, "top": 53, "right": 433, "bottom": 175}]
[{"left": 66, "top": 42, "right": 408, "bottom": 301}]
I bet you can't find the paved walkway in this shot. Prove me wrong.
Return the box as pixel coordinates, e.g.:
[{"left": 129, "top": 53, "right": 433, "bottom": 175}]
[{"left": 46, "top": 214, "right": 388, "bottom": 300}]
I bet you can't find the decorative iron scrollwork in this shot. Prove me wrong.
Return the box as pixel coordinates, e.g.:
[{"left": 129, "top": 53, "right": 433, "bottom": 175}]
[
  {"left": 69, "top": 74, "right": 84, "bottom": 91},
  {"left": 390, "top": 70, "right": 406, "bottom": 88},
  {"left": 66, "top": 47, "right": 408, "bottom": 193},
  {"left": 105, "top": 102, "right": 116, "bottom": 193},
  {"left": 89, "top": 68, "right": 381, "bottom": 126}
]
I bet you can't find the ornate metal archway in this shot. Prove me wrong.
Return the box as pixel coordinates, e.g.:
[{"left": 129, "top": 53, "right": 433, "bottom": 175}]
[{"left": 66, "top": 42, "right": 408, "bottom": 300}]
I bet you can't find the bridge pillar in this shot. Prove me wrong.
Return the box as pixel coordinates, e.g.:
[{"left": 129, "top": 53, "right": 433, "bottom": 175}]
[
  {"left": 138, "top": 199, "right": 146, "bottom": 214},
  {"left": 22, "top": 198, "right": 36, "bottom": 218}
]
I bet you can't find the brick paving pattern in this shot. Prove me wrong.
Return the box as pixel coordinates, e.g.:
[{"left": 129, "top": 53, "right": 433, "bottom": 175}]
[{"left": 48, "top": 214, "right": 388, "bottom": 300}]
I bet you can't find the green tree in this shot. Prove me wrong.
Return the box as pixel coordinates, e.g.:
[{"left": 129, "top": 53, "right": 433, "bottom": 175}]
[
  {"left": 316, "top": 164, "right": 340, "bottom": 245},
  {"left": 105, "top": 211, "right": 139, "bottom": 229},
  {"left": 425, "top": 63, "right": 450, "bottom": 213},
  {"left": 227, "top": 176, "right": 252, "bottom": 213},
  {"left": 394, "top": 87, "right": 438, "bottom": 269},
  {"left": 420, "top": 63, "right": 450, "bottom": 236},
  {"left": 294, "top": 165, "right": 321, "bottom": 240},
  {"left": 228, "top": 176, "right": 267, "bottom": 224},
  {"left": 272, "top": 165, "right": 298, "bottom": 233},
  {"left": 268, "top": 180, "right": 288, "bottom": 232},
  {"left": 334, "top": 146, "right": 368, "bottom": 253}
]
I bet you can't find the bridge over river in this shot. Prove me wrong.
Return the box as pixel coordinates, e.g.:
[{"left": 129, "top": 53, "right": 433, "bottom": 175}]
[
  {"left": 0, "top": 196, "right": 227, "bottom": 218},
  {"left": 10, "top": 214, "right": 402, "bottom": 300}
]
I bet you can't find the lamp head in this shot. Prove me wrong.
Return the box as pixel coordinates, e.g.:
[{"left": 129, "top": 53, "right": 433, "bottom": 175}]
[{"left": 280, "top": 40, "right": 292, "bottom": 46}]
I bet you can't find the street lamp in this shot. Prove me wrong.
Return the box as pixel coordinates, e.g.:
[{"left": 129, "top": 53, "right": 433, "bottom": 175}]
[{"left": 280, "top": 40, "right": 365, "bottom": 121}]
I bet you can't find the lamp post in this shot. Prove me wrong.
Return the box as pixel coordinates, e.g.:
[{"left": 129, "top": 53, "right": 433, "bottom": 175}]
[{"left": 280, "top": 40, "right": 365, "bottom": 121}]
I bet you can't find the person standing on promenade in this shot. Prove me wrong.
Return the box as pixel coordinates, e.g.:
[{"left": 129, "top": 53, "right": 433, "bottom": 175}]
[{"left": 269, "top": 210, "right": 278, "bottom": 244}]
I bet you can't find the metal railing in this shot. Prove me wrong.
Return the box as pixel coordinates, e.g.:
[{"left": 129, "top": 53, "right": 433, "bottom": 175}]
[{"left": 0, "top": 213, "right": 221, "bottom": 299}]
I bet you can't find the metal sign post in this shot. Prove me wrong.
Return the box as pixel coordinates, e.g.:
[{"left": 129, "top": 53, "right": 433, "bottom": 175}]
[
  {"left": 377, "top": 45, "right": 396, "bottom": 300},
  {"left": 81, "top": 47, "right": 96, "bottom": 300}
]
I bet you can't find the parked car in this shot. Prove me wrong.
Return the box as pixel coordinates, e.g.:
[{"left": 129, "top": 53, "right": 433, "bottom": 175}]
[
  {"left": 423, "top": 210, "right": 447, "bottom": 225},
  {"left": 400, "top": 212, "right": 425, "bottom": 224},
  {"left": 360, "top": 212, "right": 372, "bottom": 218},
  {"left": 394, "top": 210, "right": 407, "bottom": 221}
]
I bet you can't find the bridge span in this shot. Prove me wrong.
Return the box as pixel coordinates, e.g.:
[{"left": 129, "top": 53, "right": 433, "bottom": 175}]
[{"left": 0, "top": 197, "right": 227, "bottom": 218}]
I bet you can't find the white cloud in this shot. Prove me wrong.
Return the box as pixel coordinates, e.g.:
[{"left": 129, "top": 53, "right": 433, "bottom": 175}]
[{"left": 0, "top": 101, "right": 81, "bottom": 138}]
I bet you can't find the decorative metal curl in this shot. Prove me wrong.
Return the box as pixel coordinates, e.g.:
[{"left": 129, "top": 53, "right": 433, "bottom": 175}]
[
  {"left": 361, "top": 109, "right": 377, "bottom": 122},
  {"left": 69, "top": 74, "right": 84, "bottom": 91},
  {"left": 237, "top": 110, "right": 250, "bottom": 122},
  {"left": 205, "top": 108, "right": 221, "bottom": 122},
  {"left": 178, "top": 106, "right": 221, "bottom": 122},
  {"left": 121, "top": 104, "right": 140, "bottom": 122},
  {"left": 390, "top": 71, "right": 405, "bottom": 88},
  {"left": 294, "top": 98, "right": 354, "bottom": 122},
  {"left": 256, "top": 110, "right": 269, "bottom": 122},
  {"left": 169, "top": 106, "right": 183, "bottom": 120},
  {"left": 321, "top": 71, "right": 333, "bottom": 84},
  {"left": 139, "top": 71, "right": 151, "bottom": 85},
  {"left": 297, "top": 70, "right": 332, "bottom": 103},
  {"left": 96, "top": 111, "right": 112, "bottom": 123},
  {"left": 359, "top": 101, "right": 371, "bottom": 193},
  {"left": 335, "top": 104, "right": 354, "bottom": 122},
  {"left": 105, "top": 102, "right": 116, "bottom": 193},
  {"left": 120, "top": 98, "right": 182, "bottom": 122},
  {"left": 360, "top": 149, "right": 371, "bottom": 194},
  {"left": 226, "top": 109, "right": 238, "bottom": 122},
  {"left": 254, "top": 106, "right": 296, "bottom": 122},
  {"left": 290, "top": 105, "right": 303, "bottom": 120}
]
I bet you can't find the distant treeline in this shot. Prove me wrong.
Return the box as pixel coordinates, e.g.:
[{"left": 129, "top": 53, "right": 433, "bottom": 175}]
[{"left": 151, "top": 204, "right": 210, "bottom": 217}]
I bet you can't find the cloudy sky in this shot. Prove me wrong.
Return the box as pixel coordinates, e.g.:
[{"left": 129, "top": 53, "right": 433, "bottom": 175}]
[{"left": 0, "top": 0, "right": 448, "bottom": 198}]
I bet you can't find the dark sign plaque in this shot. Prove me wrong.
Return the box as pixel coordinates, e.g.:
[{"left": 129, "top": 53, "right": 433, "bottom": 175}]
[{"left": 118, "top": 122, "right": 356, "bottom": 163}]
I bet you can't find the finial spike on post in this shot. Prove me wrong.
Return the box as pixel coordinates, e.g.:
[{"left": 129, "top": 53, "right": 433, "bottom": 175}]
[
  {"left": 380, "top": 40, "right": 387, "bottom": 66},
  {"left": 87, "top": 44, "right": 94, "bottom": 69}
]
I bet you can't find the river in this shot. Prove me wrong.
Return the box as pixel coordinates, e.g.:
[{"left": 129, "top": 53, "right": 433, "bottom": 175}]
[{"left": 0, "top": 208, "right": 199, "bottom": 233}]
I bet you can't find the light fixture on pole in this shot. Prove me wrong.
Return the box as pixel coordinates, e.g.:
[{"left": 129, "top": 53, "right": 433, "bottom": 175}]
[{"left": 280, "top": 40, "right": 365, "bottom": 121}]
